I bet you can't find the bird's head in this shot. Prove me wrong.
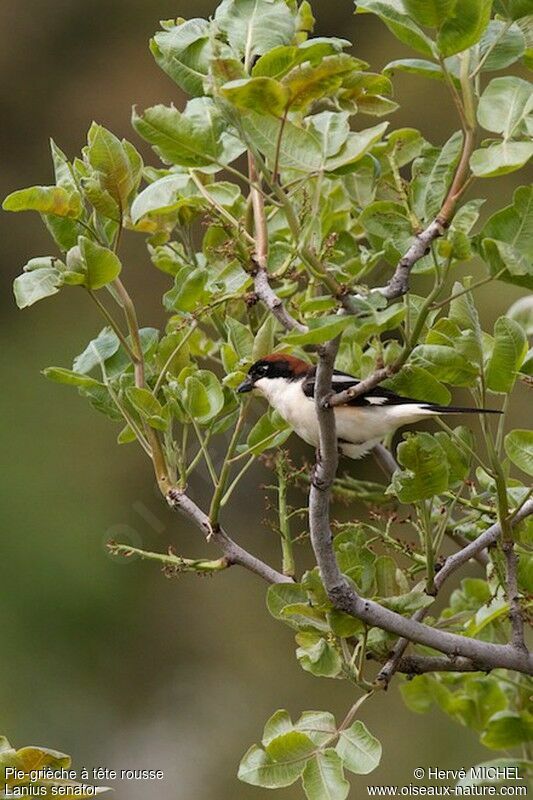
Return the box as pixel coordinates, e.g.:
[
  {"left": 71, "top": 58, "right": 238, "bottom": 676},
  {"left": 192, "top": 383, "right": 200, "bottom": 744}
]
[{"left": 237, "top": 354, "right": 310, "bottom": 395}]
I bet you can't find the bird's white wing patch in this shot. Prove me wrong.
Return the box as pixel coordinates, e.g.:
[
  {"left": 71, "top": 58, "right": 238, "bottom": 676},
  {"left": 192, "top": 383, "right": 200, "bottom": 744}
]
[{"left": 365, "top": 396, "right": 389, "bottom": 405}]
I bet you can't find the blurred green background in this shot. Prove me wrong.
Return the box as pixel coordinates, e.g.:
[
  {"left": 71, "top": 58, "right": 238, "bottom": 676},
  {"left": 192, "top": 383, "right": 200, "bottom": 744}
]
[{"left": 0, "top": 1, "right": 529, "bottom": 798}]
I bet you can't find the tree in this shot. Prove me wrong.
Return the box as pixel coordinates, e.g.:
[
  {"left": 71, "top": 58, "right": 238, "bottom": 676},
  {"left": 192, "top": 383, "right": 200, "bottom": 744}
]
[{"left": 4, "top": 0, "right": 533, "bottom": 796}]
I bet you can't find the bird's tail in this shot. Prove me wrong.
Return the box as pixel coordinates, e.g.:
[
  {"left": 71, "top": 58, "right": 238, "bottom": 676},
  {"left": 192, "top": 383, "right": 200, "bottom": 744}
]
[{"left": 423, "top": 404, "right": 502, "bottom": 415}]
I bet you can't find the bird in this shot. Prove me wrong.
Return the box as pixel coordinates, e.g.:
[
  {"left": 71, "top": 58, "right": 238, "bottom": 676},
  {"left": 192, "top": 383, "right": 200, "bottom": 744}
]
[{"left": 237, "top": 353, "right": 500, "bottom": 460}]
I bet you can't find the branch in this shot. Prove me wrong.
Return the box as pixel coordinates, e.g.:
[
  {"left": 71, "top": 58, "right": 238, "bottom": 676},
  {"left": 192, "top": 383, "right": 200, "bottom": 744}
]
[
  {"left": 112, "top": 277, "right": 170, "bottom": 493},
  {"left": 247, "top": 153, "right": 307, "bottom": 333},
  {"left": 328, "top": 129, "right": 476, "bottom": 409},
  {"left": 371, "top": 218, "right": 447, "bottom": 302},
  {"left": 376, "top": 498, "right": 533, "bottom": 686},
  {"left": 503, "top": 539, "right": 527, "bottom": 653},
  {"left": 166, "top": 488, "right": 292, "bottom": 585},
  {"left": 108, "top": 542, "right": 230, "bottom": 575},
  {"left": 396, "top": 654, "right": 483, "bottom": 675},
  {"left": 372, "top": 444, "right": 399, "bottom": 479},
  {"left": 308, "top": 344, "right": 533, "bottom": 676},
  {"left": 252, "top": 259, "right": 307, "bottom": 332},
  {"left": 446, "top": 529, "right": 489, "bottom": 568},
  {"left": 436, "top": 498, "right": 533, "bottom": 586}
]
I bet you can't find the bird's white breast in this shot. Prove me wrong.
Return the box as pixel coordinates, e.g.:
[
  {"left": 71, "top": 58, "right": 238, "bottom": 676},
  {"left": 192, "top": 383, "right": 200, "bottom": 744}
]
[
  {"left": 253, "top": 377, "right": 434, "bottom": 459},
  {"left": 254, "top": 377, "right": 319, "bottom": 447}
]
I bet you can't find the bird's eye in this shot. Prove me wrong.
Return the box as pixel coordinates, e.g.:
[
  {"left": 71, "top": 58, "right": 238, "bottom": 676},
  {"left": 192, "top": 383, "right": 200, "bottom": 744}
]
[{"left": 256, "top": 364, "right": 269, "bottom": 376}]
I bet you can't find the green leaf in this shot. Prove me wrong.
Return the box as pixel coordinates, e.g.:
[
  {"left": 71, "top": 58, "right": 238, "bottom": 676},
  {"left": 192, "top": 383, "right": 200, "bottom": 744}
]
[
  {"left": 411, "top": 344, "right": 478, "bottom": 385},
  {"left": 403, "top": 0, "right": 455, "bottom": 27},
  {"left": 505, "top": 430, "right": 533, "bottom": 476},
  {"left": 73, "top": 328, "right": 120, "bottom": 374},
  {"left": 380, "top": 589, "right": 434, "bottom": 614},
  {"left": 356, "top": 1, "right": 434, "bottom": 57},
  {"left": 478, "top": 20, "right": 526, "bottom": 71},
  {"left": 126, "top": 387, "right": 164, "bottom": 418},
  {"left": 267, "top": 583, "right": 308, "bottom": 622},
  {"left": 164, "top": 266, "right": 209, "bottom": 313},
  {"left": 242, "top": 112, "right": 323, "bottom": 172},
  {"left": 375, "top": 555, "right": 400, "bottom": 597},
  {"left": 252, "top": 38, "right": 352, "bottom": 79},
  {"left": 266, "top": 731, "right": 315, "bottom": 764},
  {"left": 183, "top": 370, "right": 225, "bottom": 424},
  {"left": 262, "top": 710, "right": 293, "bottom": 746},
  {"left": 384, "top": 58, "right": 447, "bottom": 83},
  {"left": 238, "top": 744, "right": 303, "bottom": 789},
  {"left": 131, "top": 174, "right": 191, "bottom": 222},
  {"left": 296, "top": 636, "right": 343, "bottom": 677},
  {"left": 16, "top": 746, "right": 71, "bottom": 772},
  {"left": 282, "top": 54, "right": 357, "bottom": 113},
  {"left": 284, "top": 315, "right": 353, "bottom": 345},
  {"left": 150, "top": 18, "right": 212, "bottom": 97},
  {"left": 481, "top": 712, "right": 533, "bottom": 750},
  {"left": 133, "top": 100, "right": 224, "bottom": 168},
  {"left": 42, "top": 367, "right": 102, "bottom": 389},
  {"left": 104, "top": 327, "right": 159, "bottom": 378},
  {"left": 434, "top": 428, "right": 473, "bottom": 483},
  {"left": 309, "top": 111, "right": 350, "bottom": 159},
  {"left": 436, "top": 0, "right": 492, "bottom": 57},
  {"left": 280, "top": 603, "right": 329, "bottom": 633},
  {"left": 336, "top": 720, "right": 382, "bottom": 775},
  {"left": 389, "top": 432, "right": 450, "bottom": 503},
  {"left": 325, "top": 123, "right": 389, "bottom": 173},
  {"left": 471, "top": 141, "right": 533, "bottom": 177},
  {"left": 481, "top": 186, "right": 533, "bottom": 289},
  {"left": 410, "top": 131, "right": 463, "bottom": 222},
  {"left": 226, "top": 317, "right": 254, "bottom": 359},
  {"left": 86, "top": 124, "right": 140, "bottom": 208},
  {"left": 78, "top": 236, "right": 121, "bottom": 289},
  {"left": 295, "top": 711, "right": 337, "bottom": 746},
  {"left": 221, "top": 76, "right": 290, "bottom": 115},
  {"left": 13, "top": 267, "right": 63, "bottom": 308},
  {"left": 252, "top": 315, "right": 277, "bottom": 360},
  {"left": 302, "top": 750, "right": 350, "bottom": 800},
  {"left": 400, "top": 675, "right": 434, "bottom": 714},
  {"left": 3, "top": 185, "right": 81, "bottom": 217},
  {"left": 245, "top": 410, "right": 291, "bottom": 455},
  {"left": 238, "top": 730, "right": 314, "bottom": 788},
  {"left": 215, "top": 0, "right": 296, "bottom": 63},
  {"left": 477, "top": 76, "right": 533, "bottom": 138},
  {"left": 486, "top": 316, "right": 527, "bottom": 393},
  {"left": 385, "top": 364, "right": 451, "bottom": 405}
]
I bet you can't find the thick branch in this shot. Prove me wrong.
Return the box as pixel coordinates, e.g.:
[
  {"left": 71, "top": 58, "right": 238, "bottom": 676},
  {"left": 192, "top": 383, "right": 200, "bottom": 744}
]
[
  {"left": 166, "top": 488, "right": 292, "bottom": 585},
  {"left": 376, "top": 498, "right": 533, "bottom": 686},
  {"left": 396, "top": 654, "right": 482, "bottom": 675},
  {"left": 503, "top": 539, "right": 528, "bottom": 653},
  {"left": 308, "top": 345, "right": 533, "bottom": 676}
]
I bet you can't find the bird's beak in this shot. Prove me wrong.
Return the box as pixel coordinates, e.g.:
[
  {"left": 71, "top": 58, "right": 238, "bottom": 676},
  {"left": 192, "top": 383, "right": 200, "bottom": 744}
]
[{"left": 237, "top": 376, "right": 255, "bottom": 394}]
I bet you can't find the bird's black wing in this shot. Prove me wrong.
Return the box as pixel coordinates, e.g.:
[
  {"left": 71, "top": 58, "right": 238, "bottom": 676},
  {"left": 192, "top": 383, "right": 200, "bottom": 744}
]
[{"left": 301, "top": 369, "right": 420, "bottom": 407}]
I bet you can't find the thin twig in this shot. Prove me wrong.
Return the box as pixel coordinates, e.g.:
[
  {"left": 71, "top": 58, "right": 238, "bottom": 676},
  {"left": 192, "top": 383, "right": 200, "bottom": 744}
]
[{"left": 247, "top": 153, "right": 307, "bottom": 333}]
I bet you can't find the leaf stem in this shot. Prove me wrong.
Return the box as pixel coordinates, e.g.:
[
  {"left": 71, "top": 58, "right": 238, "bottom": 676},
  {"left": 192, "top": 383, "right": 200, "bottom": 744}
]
[
  {"left": 209, "top": 402, "right": 249, "bottom": 524},
  {"left": 275, "top": 454, "right": 296, "bottom": 578},
  {"left": 87, "top": 289, "right": 137, "bottom": 361},
  {"left": 112, "top": 277, "right": 170, "bottom": 491}
]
